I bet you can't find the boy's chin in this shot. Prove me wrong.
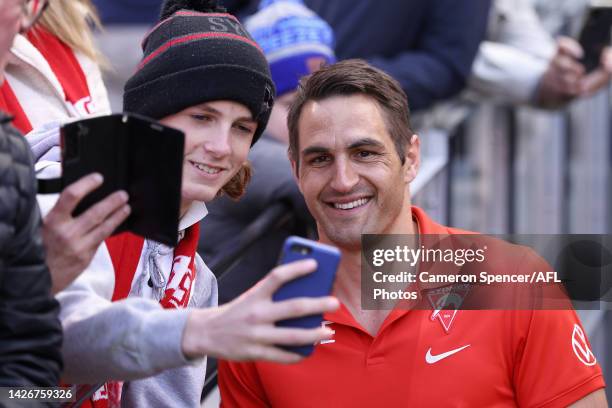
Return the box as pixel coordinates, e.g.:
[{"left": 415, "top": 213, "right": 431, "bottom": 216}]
[{"left": 182, "top": 185, "right": 217, "bottom": 204}]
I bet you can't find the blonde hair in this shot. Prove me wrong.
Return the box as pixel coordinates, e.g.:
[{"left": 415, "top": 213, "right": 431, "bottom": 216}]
[{"left": 38, "top": 0, "right": 106, "bottom": 65}]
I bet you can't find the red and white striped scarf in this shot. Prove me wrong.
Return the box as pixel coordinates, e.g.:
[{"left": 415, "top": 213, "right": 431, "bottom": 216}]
[{"left": 70, "top": 224, "right": 201, "bottom": 408}]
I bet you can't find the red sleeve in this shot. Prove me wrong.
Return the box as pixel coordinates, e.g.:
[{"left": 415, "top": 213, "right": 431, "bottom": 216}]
[
  {"left": 513, "top": 309, "right": 605, "bottom": 408},
  {"left": 218, "top": 360, "right": 270, "bottom": 408}
]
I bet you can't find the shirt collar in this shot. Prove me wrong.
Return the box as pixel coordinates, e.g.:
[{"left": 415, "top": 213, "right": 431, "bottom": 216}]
[{"left": 179, "top": 201, "right": 208, "bottom": 232}]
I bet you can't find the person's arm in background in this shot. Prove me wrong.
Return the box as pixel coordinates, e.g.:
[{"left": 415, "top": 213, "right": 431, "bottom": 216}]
[
  {"left": 0, "top": 123, "right": 62, "bottom": 387},
  {"left": 469, "top": 0, "right": 612, "bottom": 108},
  {"left": 469, "top": 0, "right": 556, "bottom": 104},
  {"left": 470, "top": 42, "right": 551, "bottom": 104},
  {"left": 535, "top": 38, "right": 612, "bottom": 108},
  {"left": 369, "top": 0, "right": 492, "bottom": 111}
]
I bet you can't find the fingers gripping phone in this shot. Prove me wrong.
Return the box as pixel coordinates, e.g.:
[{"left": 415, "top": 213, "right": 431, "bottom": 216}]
[{"left": 273, "top": 236, "right": 341, "bottom": 356}]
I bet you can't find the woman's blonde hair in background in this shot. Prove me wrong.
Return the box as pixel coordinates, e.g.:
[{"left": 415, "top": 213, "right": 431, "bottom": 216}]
[{"left": 38, "top": 0, "right": 106, "bottom": 66}]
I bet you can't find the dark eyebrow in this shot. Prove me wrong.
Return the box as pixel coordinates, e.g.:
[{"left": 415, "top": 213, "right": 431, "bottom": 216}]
[
  {"left": 348, "top": 138, "right": 385, "bottom": 150},
  {"left": 195, "top": 105, "right": 255, "bottom": 123},
  {"left": 196, "top": 105, "right": 221, "bottom": 115},
  {"left": 301, "top": 138, "right": 385, "bottom": 157},
  {"left": 301, "top": 145, "right": 330, "bottom": 157}
]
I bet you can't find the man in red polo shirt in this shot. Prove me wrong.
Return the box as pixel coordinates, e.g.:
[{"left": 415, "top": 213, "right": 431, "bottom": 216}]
[{"left": 218, "top": 59, "right": 607, "bottom": 407}]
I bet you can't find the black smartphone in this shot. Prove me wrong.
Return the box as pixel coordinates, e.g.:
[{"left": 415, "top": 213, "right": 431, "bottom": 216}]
[
  {"left": 273, "top": 236, "right": 341, "bottom": 356},
  {"left": 578, "top": 6, "right": 612, "bottom": 72},
  {"left": 60, "top": 113, "right": 184, "bottom": 246}
]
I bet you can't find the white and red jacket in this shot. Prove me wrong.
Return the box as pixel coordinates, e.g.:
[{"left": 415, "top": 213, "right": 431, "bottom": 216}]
[{"left": 0, "top": 27, "right": 110, "bottom": 133}]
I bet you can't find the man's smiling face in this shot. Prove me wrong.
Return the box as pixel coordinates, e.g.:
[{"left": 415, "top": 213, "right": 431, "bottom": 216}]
[{"left": 294, "top": 94, "right": 418, "bottom": 250}]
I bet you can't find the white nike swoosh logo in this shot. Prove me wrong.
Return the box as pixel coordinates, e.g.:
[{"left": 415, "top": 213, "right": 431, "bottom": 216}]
[{"left": 425, "top": 344, "right": 471, "bottom": 364}]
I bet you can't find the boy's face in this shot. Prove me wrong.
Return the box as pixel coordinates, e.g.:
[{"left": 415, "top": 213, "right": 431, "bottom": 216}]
[{"left": 160, "top": 100, "right": 257, "bottom": 213}]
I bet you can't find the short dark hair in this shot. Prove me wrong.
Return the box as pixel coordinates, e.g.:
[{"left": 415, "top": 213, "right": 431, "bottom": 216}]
[{"left": 287, "top": 59, "right": 414, "bottom": 170}]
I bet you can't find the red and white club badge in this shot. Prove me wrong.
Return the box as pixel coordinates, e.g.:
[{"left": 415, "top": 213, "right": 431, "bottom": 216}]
[
  {"left": 427, "top": 284, "right": 470, "bottom": 333},
  {"left": 572, "top": 324, "right": 597, "bottom": 366}
]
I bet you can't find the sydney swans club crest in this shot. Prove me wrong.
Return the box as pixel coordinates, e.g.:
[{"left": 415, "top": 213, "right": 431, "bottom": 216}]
[{"left": 427, "top": 284, "right": 470, "bottom": 333}]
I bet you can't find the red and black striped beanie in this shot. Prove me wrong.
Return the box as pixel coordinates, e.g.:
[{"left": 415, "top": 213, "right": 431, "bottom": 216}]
[{"left": 123, "top": 0, "right": 275, "bottom": 144}]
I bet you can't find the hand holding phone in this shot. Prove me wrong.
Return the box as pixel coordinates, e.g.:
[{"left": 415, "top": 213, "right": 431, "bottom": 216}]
[
  {"left": 38, "top": 113, "right": 185, "bottom": 246},
  {"left": 43, "top": 173, "right": 130, "bottom": 294},
  {"left": 181, "top": 257, "right": 339, "bottom": 363},
  {"left": 273, "top": 236, "right": 341, "bottom": 356}
]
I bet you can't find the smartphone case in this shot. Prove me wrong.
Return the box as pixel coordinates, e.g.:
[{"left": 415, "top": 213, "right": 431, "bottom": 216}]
[
  {"left": 273, "top": 236, "right": 341, "bottom": 356},
  {"left": 60, "top": 113, "right": 184, "bottom": 246}
]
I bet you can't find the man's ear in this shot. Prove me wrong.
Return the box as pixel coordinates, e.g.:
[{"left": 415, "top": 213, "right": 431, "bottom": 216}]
[{"left": 404, "top": 134, "right": 420, "bottom": 183}]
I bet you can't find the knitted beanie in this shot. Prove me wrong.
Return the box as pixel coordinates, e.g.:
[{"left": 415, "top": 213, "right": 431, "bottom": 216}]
[
  {"left": 245, "top": 0, "right": 335, "bottom": 97},
  {"left": 123, "top": 0, "right": 275, "bottom": 144}
]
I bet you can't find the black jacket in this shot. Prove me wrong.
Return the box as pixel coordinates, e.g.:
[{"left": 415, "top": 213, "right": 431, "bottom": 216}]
[{"left": 0, "top": 113, "right": 62, "bottom": 387}]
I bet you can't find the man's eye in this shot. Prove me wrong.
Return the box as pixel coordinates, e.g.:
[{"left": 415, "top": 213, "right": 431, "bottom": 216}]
[
  {"left": 310, "top": 155, "right": 331, "bottom": 165},
  {"left": 357, "top": 150, "right": 376, "bottom": 158}
]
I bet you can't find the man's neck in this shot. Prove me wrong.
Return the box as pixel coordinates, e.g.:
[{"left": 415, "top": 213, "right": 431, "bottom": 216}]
[
  {"left": 330, "top": 207, "right": 419, "bottom": 336},
  {"left": 333, "top": 249, "right": 362, "bottom": 311}
]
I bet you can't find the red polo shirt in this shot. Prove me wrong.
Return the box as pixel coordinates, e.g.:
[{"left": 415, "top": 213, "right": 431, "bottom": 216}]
[{"left": 218, "top": 207, "right": 605, "bottom": 407}]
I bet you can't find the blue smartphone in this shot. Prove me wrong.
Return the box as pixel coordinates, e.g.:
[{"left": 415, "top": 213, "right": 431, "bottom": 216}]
[{"left": 273, "top": 236, "right": 341, "bottom": 356}]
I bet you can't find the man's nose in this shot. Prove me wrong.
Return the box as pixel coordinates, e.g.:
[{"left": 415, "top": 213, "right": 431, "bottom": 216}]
[{"left": 330, "top": 157, "right": 359, "bottom": 193}]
